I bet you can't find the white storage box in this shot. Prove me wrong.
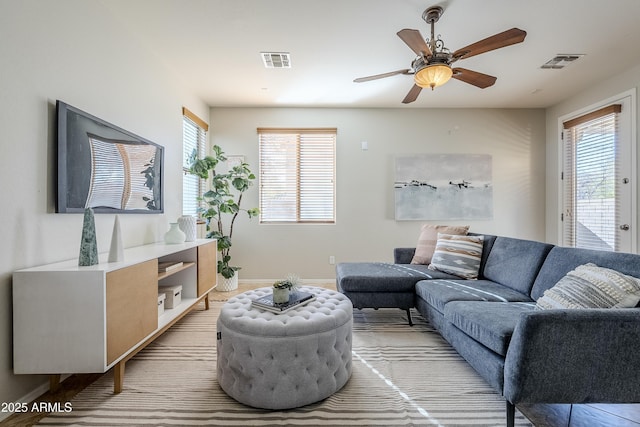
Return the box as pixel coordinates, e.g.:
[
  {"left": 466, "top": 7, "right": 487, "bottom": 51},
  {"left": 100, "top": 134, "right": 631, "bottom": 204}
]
[
  {"left": 157, "top": 292, "right": 166, "bottom": 316},
  {"left": 160, "top": 284, "right": 182, "bottom": 309}
]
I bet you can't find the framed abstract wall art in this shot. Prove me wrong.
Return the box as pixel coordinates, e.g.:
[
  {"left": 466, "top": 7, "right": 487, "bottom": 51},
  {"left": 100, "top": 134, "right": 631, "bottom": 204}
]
[{"left": 395, "top": 153, "right": 493, "bottom": 220}]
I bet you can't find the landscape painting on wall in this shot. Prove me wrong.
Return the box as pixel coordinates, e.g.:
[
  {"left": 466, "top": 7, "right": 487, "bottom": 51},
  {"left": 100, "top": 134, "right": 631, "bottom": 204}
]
[{"left": 395, "top": 154, "right": 493, "bottom": 220}]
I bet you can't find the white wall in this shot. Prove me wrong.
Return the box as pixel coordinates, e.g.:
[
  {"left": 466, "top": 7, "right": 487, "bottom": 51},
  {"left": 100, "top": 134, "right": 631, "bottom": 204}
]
[
  {"left": 545, "top": 64, "right": 640, "bottom": 246},
  {"left": 209, "top": 107, "right": 547, "bottom": 281},
  {"left": 0, "top": 1, "right": 208, "bottom": 407}
]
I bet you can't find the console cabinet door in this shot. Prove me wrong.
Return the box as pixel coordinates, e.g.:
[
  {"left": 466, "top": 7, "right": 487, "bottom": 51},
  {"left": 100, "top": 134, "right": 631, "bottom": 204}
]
[
  {"left": 106, "top": 259, "right": 158, "bottom": 365},
  {"left": 197, "top": 241, "right": 217, "bottom": 296}
]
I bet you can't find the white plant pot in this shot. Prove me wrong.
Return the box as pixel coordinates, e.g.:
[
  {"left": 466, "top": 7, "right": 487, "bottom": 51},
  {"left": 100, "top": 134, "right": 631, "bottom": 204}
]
[
  {"left": 272, "top": 287, "right": 290, "bottom": 304},
  {"left": 216, "top": 272, "right": 238, "bottom": 292}
]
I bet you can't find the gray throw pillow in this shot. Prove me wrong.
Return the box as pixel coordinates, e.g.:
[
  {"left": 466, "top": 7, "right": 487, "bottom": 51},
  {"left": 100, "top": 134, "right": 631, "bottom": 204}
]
[{"left": 536, "top": 263, "right": 640, "bottom": 310}]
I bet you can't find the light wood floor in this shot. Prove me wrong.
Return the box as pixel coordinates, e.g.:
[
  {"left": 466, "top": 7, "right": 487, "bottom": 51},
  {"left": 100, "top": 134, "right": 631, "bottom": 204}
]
[{"left": 4, "top": 282, "right": 640, "bottom": 427}]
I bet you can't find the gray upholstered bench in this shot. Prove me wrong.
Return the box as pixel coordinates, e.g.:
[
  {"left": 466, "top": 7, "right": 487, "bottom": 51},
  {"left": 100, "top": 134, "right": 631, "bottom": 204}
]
[
  {"left": 216, "top": 286, "right": 353, "bottom": 409},
  {"left": 336, "top": 262, "right": 458, "bottom": 326}
]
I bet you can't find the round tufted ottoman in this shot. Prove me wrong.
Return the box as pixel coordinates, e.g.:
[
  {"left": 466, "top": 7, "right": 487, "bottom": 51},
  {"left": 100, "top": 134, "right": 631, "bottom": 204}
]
[{"left": 216, "top": 286, "right": 353, "bottom": 409}]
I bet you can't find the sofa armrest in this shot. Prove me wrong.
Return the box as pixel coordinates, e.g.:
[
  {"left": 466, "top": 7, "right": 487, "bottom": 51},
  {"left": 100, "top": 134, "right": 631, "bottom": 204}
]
[
  {"left": 394, "top": 248, "right": 415, "bottom": 264},
  {"left": 504, "top": 309, "right": 640, "bottom": 404}
]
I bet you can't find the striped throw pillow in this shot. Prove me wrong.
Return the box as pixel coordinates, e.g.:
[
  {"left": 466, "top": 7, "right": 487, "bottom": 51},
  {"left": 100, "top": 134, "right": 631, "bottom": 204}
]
[
  {"left": 428, "top": 234, "right": 484, "bottom": 279},
  {"left": 410, "top": 224, "right": 470, "bottom": 265},
  {"left": 536, "top": 263, "right": 640, "bottom": 310}
]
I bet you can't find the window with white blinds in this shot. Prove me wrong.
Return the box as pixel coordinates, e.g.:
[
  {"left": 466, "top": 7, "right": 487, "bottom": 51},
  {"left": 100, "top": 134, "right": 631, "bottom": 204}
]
[
  {"left": 258, "top": 128, "right": 336, "bottom": 223},
  {"left": 182, "top": 108, "right": 208, "bottom": 217},
  {"left": 563, "top": 104, "right": 621, "bottom": 251}
]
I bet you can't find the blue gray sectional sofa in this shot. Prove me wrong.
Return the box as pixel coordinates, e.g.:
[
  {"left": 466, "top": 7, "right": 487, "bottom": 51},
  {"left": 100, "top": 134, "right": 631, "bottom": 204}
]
[{"left": 336, "top": 234, "right": 640, "bottom": 427}]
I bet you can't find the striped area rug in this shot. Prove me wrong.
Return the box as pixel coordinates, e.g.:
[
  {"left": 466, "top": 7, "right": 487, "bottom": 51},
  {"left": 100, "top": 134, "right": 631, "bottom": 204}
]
[{"left": 37, "top": 302, "right": 531, "bottom": 426}]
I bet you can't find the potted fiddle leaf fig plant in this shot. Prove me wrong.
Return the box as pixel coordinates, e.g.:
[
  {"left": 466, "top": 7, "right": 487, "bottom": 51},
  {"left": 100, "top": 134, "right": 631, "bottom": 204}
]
[{"left": 189, "top": 145, "right": 259, "bottom": 290}]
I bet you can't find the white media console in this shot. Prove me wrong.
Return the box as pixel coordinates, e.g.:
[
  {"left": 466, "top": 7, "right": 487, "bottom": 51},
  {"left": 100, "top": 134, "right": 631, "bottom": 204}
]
[{"left": 12, "top": 239, "right": 217, "bottom": 393}]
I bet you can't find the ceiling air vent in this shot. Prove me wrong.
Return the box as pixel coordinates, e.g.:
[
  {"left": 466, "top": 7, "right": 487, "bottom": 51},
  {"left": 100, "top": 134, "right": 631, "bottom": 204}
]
[
  {"left": 261, "top": 52, "right": 291, "bottom": 68},
  {"left": 541, "top": 54, "right": 585, "bottom": 69}
]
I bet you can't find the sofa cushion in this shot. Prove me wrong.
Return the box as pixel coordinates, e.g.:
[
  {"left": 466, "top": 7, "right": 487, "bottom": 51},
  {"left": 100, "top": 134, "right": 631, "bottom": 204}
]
[
  {"left": 336, "top": 262, "right": 458, "bottom": 293},
  {"left": 482, "top": 237, "right": 554, "bottom": 295},
  {"left": 415, "top": 279, "right": 533, "bottom": 313},
  {"left": 394, "top": 247, "right": 416, "bottom": 264},
  {"left": 531, "top": 246, "right": 640, "bottom": 300},
  {"left": 428, "top": 234, "right": 484, "bottom": 279},
  {"left": 536, "top": 263, "right": 640, "bottom": 310},
  {"left": 445, "top": 301, "right": 536, "bottom": 356},
  {"left": 470, "top": 233, "right": 497, "bottom": 279},
  {"left": 410, "top": 224, "right": 469, "bottom": 265}
]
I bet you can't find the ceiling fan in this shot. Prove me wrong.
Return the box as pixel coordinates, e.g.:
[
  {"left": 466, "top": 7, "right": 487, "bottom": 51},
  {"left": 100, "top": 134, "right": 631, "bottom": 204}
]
[{"left": 353, "top": 5, "right": 527, "bottom": 104}]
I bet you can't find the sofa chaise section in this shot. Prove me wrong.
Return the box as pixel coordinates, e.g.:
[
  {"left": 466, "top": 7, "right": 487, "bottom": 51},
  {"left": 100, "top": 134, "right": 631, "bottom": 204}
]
[
  {"left": 335, "top": 233, "right": 498, "bottom": 326},
  {"left": 335, "top": 261, "right": 458, "bottom": 325}
]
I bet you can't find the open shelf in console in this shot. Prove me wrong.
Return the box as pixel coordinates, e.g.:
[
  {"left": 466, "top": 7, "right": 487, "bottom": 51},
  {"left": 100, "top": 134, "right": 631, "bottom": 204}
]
[
  {"left": 157, "top": 247, "right": 198, "bottom": 300},
  {"left": 157, "top": 262, "right": 195, "bottom": 281},
  {"left": 158, "top": 297, "right": 198, "bottom": 329}
]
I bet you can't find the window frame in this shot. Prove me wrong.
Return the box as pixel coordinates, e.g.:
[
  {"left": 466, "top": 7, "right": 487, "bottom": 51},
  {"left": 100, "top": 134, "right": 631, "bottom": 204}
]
[
  {"left": 558, "top": 90, "right": 636, "bottom": 253},
  {"left": 258, "top": 128, "right": 337, "bottom": 224},
  {"left": 182, "top": 107, "right": 208, "bottom": 218},
  {"left": 562, "top": 105, "right": 620, "bottom": 251}
]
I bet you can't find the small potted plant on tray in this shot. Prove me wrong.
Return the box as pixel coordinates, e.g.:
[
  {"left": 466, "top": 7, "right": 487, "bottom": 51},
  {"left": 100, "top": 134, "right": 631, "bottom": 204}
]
[{"left": 272, "top": 274, "right": 302, "bottom": 304}]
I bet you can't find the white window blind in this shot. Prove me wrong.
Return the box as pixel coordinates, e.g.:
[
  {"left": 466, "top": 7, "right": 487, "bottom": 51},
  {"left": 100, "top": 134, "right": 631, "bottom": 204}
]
[
  {"left": 182, "top": 108, "right": 207, "bottom": 217},
  {"left": 258, "top": 128, "right": 336, "bottom": 223},
  {"left": 563, "top": 104, "right": 621, "bottom": 251}
]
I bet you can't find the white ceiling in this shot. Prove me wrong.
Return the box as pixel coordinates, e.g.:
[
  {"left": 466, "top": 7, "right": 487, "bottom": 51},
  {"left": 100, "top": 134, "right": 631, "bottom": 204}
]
[{"left": 100, "top": 0, "right": 640, "bottom": 109}]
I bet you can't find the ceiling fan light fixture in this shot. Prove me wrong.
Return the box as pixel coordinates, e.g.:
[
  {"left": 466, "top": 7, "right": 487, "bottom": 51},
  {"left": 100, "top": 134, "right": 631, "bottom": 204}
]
[
  {"left": 414, "top": 63, "right": 452, "bottom": 90},
  {"left": 354, "top": 6, "right": 526, "bottom": 103}
]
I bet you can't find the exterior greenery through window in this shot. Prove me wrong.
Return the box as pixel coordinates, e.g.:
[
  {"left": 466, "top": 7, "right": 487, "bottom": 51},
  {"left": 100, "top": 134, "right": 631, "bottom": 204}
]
[
  {"left": 258, "top": 128, "right": 336, "bottom": 223},
  {"left": 182, "top": 108, "right": 207, "bottom": 217}
]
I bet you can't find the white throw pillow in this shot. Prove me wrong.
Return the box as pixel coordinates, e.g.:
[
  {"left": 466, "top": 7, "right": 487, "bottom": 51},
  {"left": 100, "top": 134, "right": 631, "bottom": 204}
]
[{"left": 536, "top": 263, "right": 640, "bottom": 310}]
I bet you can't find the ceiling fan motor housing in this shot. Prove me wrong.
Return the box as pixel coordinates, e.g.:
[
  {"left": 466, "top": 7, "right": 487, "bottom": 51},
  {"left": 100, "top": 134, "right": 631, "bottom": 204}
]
[
  {"left": 412, "top": 54, "right": 449, "bottom": 70},
  {"left": 422, "top": 6, "right": 443, "bottom": 24}
]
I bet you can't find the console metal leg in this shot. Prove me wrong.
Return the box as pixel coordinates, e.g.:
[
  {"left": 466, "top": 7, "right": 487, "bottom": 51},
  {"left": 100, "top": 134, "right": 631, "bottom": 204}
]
[
  {"left": 506, "top": 401, "right": 515, "bottom": 427},
  {"left": 406, "top": 309, "right": 414, "bottom": 326}
]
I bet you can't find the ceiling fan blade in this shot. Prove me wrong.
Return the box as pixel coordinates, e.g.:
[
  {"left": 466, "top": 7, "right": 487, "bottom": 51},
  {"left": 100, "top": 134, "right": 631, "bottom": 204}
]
[
  {"left": 353, "top": 69, "right": 411, "bottom": 83},
  {"left": 452, "top": 28, "right": 526, "bottom": 61},
  {"left": 402, "top": 84, "right": 422, "bottom": 104},
  {"left": 397, "top": 29, "right": 432, "bottom": 57},
  {"left": 451, "top": 68, "right": 497, "bottom": 88}
]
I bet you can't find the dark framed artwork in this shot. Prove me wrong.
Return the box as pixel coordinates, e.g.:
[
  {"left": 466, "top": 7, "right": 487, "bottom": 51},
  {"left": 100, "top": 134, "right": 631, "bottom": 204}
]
[{"left": 56, "top": 101, "right": 164, "bottom": 214}]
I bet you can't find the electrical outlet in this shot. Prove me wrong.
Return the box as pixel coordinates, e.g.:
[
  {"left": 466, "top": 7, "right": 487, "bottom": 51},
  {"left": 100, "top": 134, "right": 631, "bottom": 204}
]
[{"left": 329, "top": 255, "right": 335, "bottom": 265}]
